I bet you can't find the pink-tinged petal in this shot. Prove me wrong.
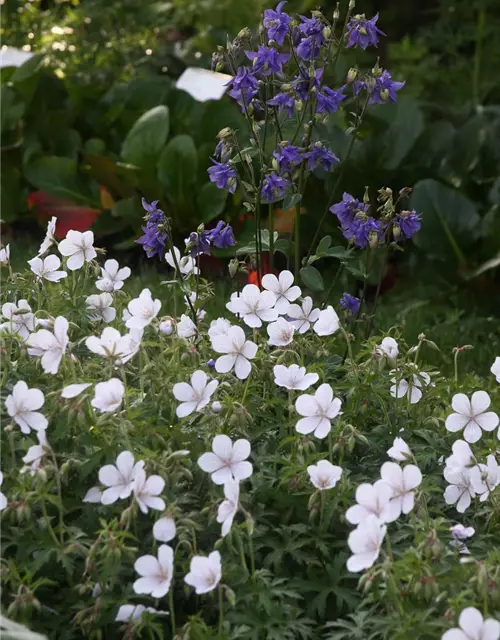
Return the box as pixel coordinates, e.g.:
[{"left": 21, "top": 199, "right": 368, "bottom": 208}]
[
  {"left": 198, "top": 452, "right": 223, "bottom": 473},
  {"left": 83, "top": 486, "right": 102, "bottom": 503},
  {"left": 211, "top": 466, "right": 234, "bottom": 485},
  {"left": 215, "top": 354, "right": 236, "bottom": 374},
  {"left": 475, "top": 411, "right": 499, "bottom": 432},
  {"left": 325, "top": 397, "right": 342, "bottom": 420},
  {"left": 313, "top": 418, "right": 331, "bottom": 439},
  {"left": 451, "top": 393, "right": 471, "bottom": 415},
  {"left": 116, "top": 451, "right": 135, "bottom": 477},
  {"left": 470, "top": 390, "right": 491, "bottom": 414},
  {"left": 66, "top": 251, "right": 85, "bottom": 271},
  {"left": 380, "top": 462, "right": 402, "bottom": 487},
  {"left": 315, "top": 383, "right": 333, "bottom": 407},
  {"left": 463, "top": 422, "right": 482, "bottom": 444},
  {"left": 381, "top": 499, "right": 402, "bottom": 523},
  {"left": 445, "top": 413, "right": 469, "bottom": 433},
  {"left": 234, "top": 355, "right": 251, "bottom": 380},
  {"left": 273, "top": 297, "right": 291, "bottom": 315},
  {"left": 458, "top": 607, "right": 484, "bottom": 637},
  {"left": 173, "top": 382, "right": 195, "bottom": 402},
  {"left": 133, "top": 577, "right": 161, "bottom": 595},
  {"left": 158, "top": 544, "right": 174, "bottom": 571},
  {"left": 232, "top": 439, "right": 250, "bottom": 462},
  {"left": 62, "top": 383, "right": 92, "bottom": 398},
  {"left": 212, "top": 434, "right": 232, "bottom": 458},
  {"left": 295, "top": 416, "right": 320, "bottom": 435},
  {"left": 441, "top": 630, "right": 468, "bottom": 640},
  {"left": 231, "top": 460, "right": 252, "bottom": 481}
]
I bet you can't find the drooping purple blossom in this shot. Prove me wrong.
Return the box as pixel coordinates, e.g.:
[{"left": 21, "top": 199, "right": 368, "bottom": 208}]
[
  {"left": 136, "top": 199, "right": 168, "bottom": 259},
  {"left": 268, "top": 92, "right": 295, "bottom": 117},
  {"left": 227, "top": 67, "right": 260, "bottom": 110},
  {"left": 315, "top": 86, "right": 347, "bottom": 114},
  {"left": 261, "top": 173, "right": 291, "bottom": 202},
  {"left": 296, "top": 36, "right": 321, "bottom": 60},
  {"left": 303, "top": 143, "right": 339, "bottom": 171},
  {"left": 208, "top": 220, "right": 236, "bottom": 249},
  {"left": 354, "top": 69, "right": 405, "bottom": 104},
  {"left": 339, "top": 293, "right": 361, "bottom": 316},
  {"left": 263, "top": 1, "right": 292, "bottom": 45},
  {"left": 330, "top": 192, "right": 381, "bottom": 248},
  {"left": 187, "top": 231, "right": 211, "bottom": 257},
  {"left": 273, "top": 142, "right": 303, "bottom": 173},
  {"left": 207, "top": 159, "right": 238, "bottom": 194},
  {"left": 292, "top": 67, "right": 322, "bottom": 101},
  {"left": 395, "top": 210, "right": 421, "bottom": 240},
  {"left": 298, "top": 15, "right": 325, "bottom": 39},
  {"left": 246, "top": 46, "right": 290, "bottom": 76},
  {"left": 346, "top": 13, "right": 385, "bottom": 50},
  {"left": 215, "top": 140, "right": 232, "bottom": 164}
]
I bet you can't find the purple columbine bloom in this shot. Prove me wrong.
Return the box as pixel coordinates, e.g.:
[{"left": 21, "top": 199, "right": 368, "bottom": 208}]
[
  {"left": 330, "top": 193, "right": 381, "bottom": 248},
  {"left": 186, "top": 231, "right": 211, "bottom": 258},
  {"left": 395, "top": 210, "right": 422, "bottom": 240},
  {"left": 207, "top": 220, "right": 236, "bottom": 249},
  {"left": 261, "top": 173, "right": 291, "bottom": 202},
  {"left": 227, "top": 67, "right": 260, "bottom": 110},
  {"left": 273, "top": 143, "right": 303, "bottom": 173},
  {"left": 355, "top": 70, "right": 405, "bottom": 104},
  {"left": 298, "top": 15, "right": 325, "bottom": 39},
  {"left": 340, "top": 293, "right": 361, "bottom": 316},
  {"left": 246, "top": 46, "right": 290, "bottom": 76},
  {"left": 268, "top": 92, "right": 295, "bottom": 117},
  {"left": 316, "top": 86, "right": 347, "bottom": 114},
  {"left": 346, "top": 13, "right": 385, "bottom": 50},
  {"left": 296, "top": 36, "right": 321, "bottom": 60},
  {"left": 292, "top": 67, "right": 323, "bottom": 101},
  {"left": 303, "top": 143, "right": 339, "bottom": 171},
  {"left": 330, "top": 192, "right": 368, "bottom": 227},
  {"left": 136, "top": 199, "right": 168, "bottom": 259},
  {"left": 215, "top": 140, "right": 232, "bottom": 164},
  {"left": 263, "top": 1, "right": 292, "bottom": 45},
  {"left": 207, "top": 159, "right": 237, "bottom": 194}
]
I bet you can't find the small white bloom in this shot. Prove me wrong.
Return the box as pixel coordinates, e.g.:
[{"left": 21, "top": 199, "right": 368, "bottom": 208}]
[
  {"left": 445, "top": 391, "right": 499, "bottom": 444},
  {"left": 173, "top": 370, "right": 218, "bottom": 418},
  {"left": 208, "top": 317, "right": 231, "bottom": 344},
  {"left": 177, "top": 314, "right": 197, "bottom": 338},
  {"left": 115, "top": 604, "right": 165, "bottom": 623},
  {"left": 261, "top": 270, "right": 301, "bottom": 315},
  {"left": 346, "top": 515, "right": 386, "bottom": 573},
  {"left": 38, "top": 216, "right": 57, "bottom": 255},
  {"left": 375, "top": 337, "right": 399, "bottom": 361},
  {"left": 273, "top": 364, "right": 319, "bottom": 391},
  {"left": 307, "top": 460, "right": 342, "bottom": 490},
  {"left": 5, "top": 381, "right": 48, "bottom": 434},
  {"left": 198, "top": 434, "right": 252, "bottom": 485},
  {"left": 267, "top": 317, "right": 295, "bottom": 347},
  {"left": 390, "top": 369, "right": 430, "bottom": 404},
  {"left": 153, "top": 515, "right": 176, "bottom": 542},
  {"left": 58, "top": 230, "right": 97, "bottom": 271},
  {"left": 133, "top": 468, "right": 166, "bottom": 514},
  {"left": 1, "top": 300, "right": 35, "bottom": 341},
  {"left": 184, "top": 551, "right": 221, "bottom": 594},
  {"left": 313, "top": 305, "right": 339, "bottom": 336},
  {"left": 229, "top": 284, "right": 277, "bottom": 328},
  {"left": 22, "top": 430, "right": 49, "bottom": 475},
  {"left": 295, "top": 383, "right": 342, "bottom": 439},
  {"left": 287, "top": 296, "right": 320, "bottom": 334},
  {"left": 450, "top": 524, "right": 475, "bottom": 540},
  {"left": 441, "top": 606, "right": 500, "bottom": 640},
  {"left": 61, "top": 383, "right": 92, "bottom": 399},
  {"left": 387, "top": 437, "right": 412, "bottom": 462},
  {"left": 345, "top": 480, "right": 393, "bottom": 524},
  {"left": 491, "top": 357, "right": 500, "bottom": 383},
  {"left": 445, "top": 440, "right": 475, "bottom": 471},
  {"left": 0, "top": 244, "right": 10, "bottom": 266},
  {"left": 0, "top": 471, "right": 6, "bottom": 510},
  {"left": 85, "top": 327, "right": 139, "bottom": 364},
  {"left": 26, "top": 316, "right": 69, "bottom": 374},
  {"left": 126, "top": 288, "right": 161, "bottom": 330},
  {"left": 91, "top": 378, "right": 125, "bottom": 413},
  {"left": 166, "top": 246, "right": 199, "bottom": 277},
  {"left": 133, "top": 545, "right": 174, "bottom": 598},
  {"left": 159, "top": 318, "right": 174, "bottom": 335},
  {"left": 86, "top": 293, "right": 116, "bottom": 323},
  {"left": 380, "top": 462, "right": 422, "bottom": 520},
  {"left": 212, "top": 400, "right": 222, "bottom": 414},
  {"left": 98, "top": 451, "right": 144, "bottom": 505},
  {"left": 211, "top": 325, "right": 258, "bottom": 380},
  {"left": 96, "top": 259, "right": 131, "bottom": 292},
  {"left": 28, "top": 255, "right": 67, "bottom": 282},
  {"left": 83, "top": 487, "right": 102, "bottom": 503},
  {"left": 217, "top": 479, "right": 239, "bottom": 537},
  {"left": 444, "top": 467, "right": 475, "bottom": 513},
  {"left": 469, "top": 455, "right": 500, "bottom": 502}
]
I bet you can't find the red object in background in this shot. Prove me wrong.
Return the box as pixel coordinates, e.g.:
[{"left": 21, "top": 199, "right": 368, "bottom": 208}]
[
  {"left": 247, "top": 252, "right": 279, "bottom": 286},
  {"left": 28, "top": 191, "right": 101, "bottom": 238}
]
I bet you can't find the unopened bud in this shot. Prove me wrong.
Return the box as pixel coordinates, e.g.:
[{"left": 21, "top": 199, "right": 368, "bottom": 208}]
[
  {"left": 271, "top": 158, "right": 280, "bottom": 172},
  {"left": 159, "top": 318, "right": 174, "bottom": 335},
  {"left": 217, "top": 127, "right": 232, "bottom": 140},
  {"left": 322, "top": 26, "right": 331, "bottom": 40},
  {"left": 212, "top": 401, "right": 222, "bottom": 414},
  {"left": 392, "top": 224, "right": 401, "bottom": 240},
  {"left": 347, "top": 67, "right": 358, "bottom": 83},
  {"left": 228, "top": 258, "right": 239, "bottom": 278},
  {"left": 368, "top": 230, "right": 379, "bottom": 249},
  {"left": 237, "top": 27, "right": 251, "bottom": 40},
  {"left": 348, "top": 0, "right": 355, "bottom": 9},
  {"left": 333, "top": 4, "right": 340, "bottom": 20},
  {"left": 365, "top": 76, "right": 376, "bottom": 93},
  {"left": 294, "top": 99, "right": 303, "bottom": 112},
  {"left": 311, "top": 10, "right": 323, "bottom": 18}
]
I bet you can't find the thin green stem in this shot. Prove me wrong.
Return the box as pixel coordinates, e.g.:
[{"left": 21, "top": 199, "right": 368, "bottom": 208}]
[
  {"left": 168, "top": 586, "right": 176, "bottom": 636},
  {"left": 365, "top": 244, "right": 390, "bottom": 339},
  {"left": 49, "top": 449, "right": 65, "bottom": 544},
  {"left": 268, "top": 203, "right": 274, "bottom": 273},
  {"left": 322, "top": 262, "right": 344, "bottom": 309},
  {"left": 218, "top": 584, "right": 224, "bottom": 634},
  {"left": 40, "top": 495, "right": 61, "bottom": 548}
]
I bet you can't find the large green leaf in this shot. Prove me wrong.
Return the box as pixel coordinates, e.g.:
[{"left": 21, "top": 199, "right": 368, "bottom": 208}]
[
  {"left": 1, "top": 87, "right": 25, "bottom": 134},
  {"left": 197, "top": 182, "right": 228, "bottom": 223},
  {"left": 300, "top": 265, "right": 324, "bottom": 292},
  {"left": 157, "top": 134, "right": 197, "bottom": 210},
  {"left": 10, "top": 54, "right": 45, "bottom": 84},
  {"left": 121, "top": 105, "right": 170, "bottom": 168},
  {"left": 382, "top": 98, "right": 424, "bottom": 170},
  {"left": 24, "top": 156, "right": 98, "bottom": 205},
  {"left": 410, "top": 179, "right": 481, "bottom": 264}
]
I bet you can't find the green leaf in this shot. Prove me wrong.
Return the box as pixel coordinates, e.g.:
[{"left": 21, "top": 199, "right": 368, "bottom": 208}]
[
  {"left": 300, "top": 265, "right": 324, "bottom": 291},
  {"left": 0, "top": 87, "right": 25, "bottom": 134},
  {"left": 24, "top": 156, "right": 98, "bottom": 205},
  {"left": 197, "top": 182, "right": 228, "bottom": 223},
  {"left": 121, "top": 105, "right": 170, "bottom": 168},
  {"left": 157, "top": 134, "right": 197, "bottom": 209},
  {"left": 283, "top": 193, "right": 302, "bottom": 210},
  {"left": 10, "top": 53, "right": 45, "bottom": 84},
  {"left": 316, "top": 235, "right": 332, "bottom": 255},
  {"left": 382, "top": 98, "right": 424, "bottom": 170}
]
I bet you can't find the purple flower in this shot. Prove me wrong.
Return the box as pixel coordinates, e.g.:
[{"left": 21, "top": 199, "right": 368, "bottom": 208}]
[
  {"left": 215, "top": 140, "right": 232, "bottom": 164},
  {"left": 207, "top": 359, "right": 216, "bottom": 368},
  {"left": 339, "top": 293, "right": 361, "bottom": 316},
  {"left": 207, "top": 159, "right": 237, "bottom": 194},
  {"left": 331, "top": 193, "right": 368, "bottom": 227},
  {"left": 315, "top": 86, "right": 347, "bottom": 114},
  {"left": 136, "top": 199, "right": 167, "bottom": 259},
  {"left": 227, "top": 67, "right": 260, "bottom": 110},
  {"left": 292, "top": 67, "right": 322, "bottom": 101},
  {"left": 330, "top": 193, "right": 381, "bottom": 248},
  {"left": 187, "top": 231, "right": 211, "bottom": 257},
  {"left": 354, "top": 70, "right": 405, "bottom": 104},
  {"left": 273, "top": 142, "right": 303, "bottom": 173},
  {"left": 346, "top": 13, "right": 385, "bottom": 50},
  {"left": 268, "top": 92, "right": 295, "bottom": 117},
  {"left": 296, "top": 36, "right": 321, "bottom": 60},
  {"left": 303, "top": 143, "right": 339, "bottom": 171},
  {"left": 207, "top": 220, "right": 236, "bottom": 249},
  {"left": 246, "top": 46, "right": 290, "bottom": 76},
  {"left": 395, "top": 210, "right": 421, "bottom": 240},
  {"left": 261, "top": 173, "right": 291, "bottom": 202},
  {"left": 263, "top": 1, "right": 292, "bottom": 46},
  {"left": 298, "top": 15, "right": 324, "bottom": 39}
]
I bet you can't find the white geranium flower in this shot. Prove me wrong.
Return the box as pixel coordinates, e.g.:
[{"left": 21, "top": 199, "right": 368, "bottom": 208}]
[
  {"left": 347, "top": 515, "right": 386, "bottom": 573},
  {"left": 177, "top": 314, "right": 197, "bottom": 338},
  {"left": 390, "top": 369, "right": 430, "bottom": 404},
  {"left": 38, "top": 216, "right": 57, "bottom": 255},
  {"left": 267, "top": 317, "right": 295, "bottom": 347},
  {"left": 491, "top": 357, "right": 500, "bottom": 383},
  {"left": 208, "top": 317, "right": 231, "bottom": 344},
  {"left": 0, "top": 471, "right": 6, "bottom": 510},
  {"left": 380, "top": 462, "right": 422, "bottom": 520},
  {"left": 295, "top": 383, "right": 342, "bottom": 439},
  {"left": 313, "top": 305, "right": 339, "bottom": 336},
  {"left": 445, "top": 440, "right": 475, "bottom": 471},
  {"left": 470, "top": 455, "right": 500, "bottom": 501},
  {"left": 26, "top": 316, "right": 69, "bottom": 374},
  {"left": 0, "top": 244, "right": 10, "bottom": 266},
  {"left": 229, "top": 284, "right": 277, "bottom": 328},
  {"left": 217, "top": 479, "right": 239, "bottom": 537},
  {"left": 86, "top": 293, "right": 116, "bottom": 323},
  {"left": 21, "top": 429, "right": 49, "bottom": 475},
  {"left": 115, "top": 604, "right": 166, "bottom": 623},
  {"left": 375, "top": 337, "right": 399, "bottom": 361},
  {"left": 387, "top": 437, "right": 412, "bottom": 462},
  {"left": 345, "top": 480, "right": 394, "bottom": 525},
  {"left": 445, "top": 391, "right": 499, "bottom": 444},
  {"left": 61, "top": 383, "right": 92, "bottom": 398},
  {"left": 226, "top": 292, "right": 241, "bottom": 314},
  {"left": 98, "top": 451, "right": 144, "bottom": 505},
  {"left": 83, "top": 487, "right": 102, "bottom": 503},
  {"left": 85, "top": 327, "right": 139, "bottom": 364},
  {"left": 96, "top": 259, "right": 131, "bottom": 292},
  {"left": 307, "top": 460, "right": 342, "bottom": 490},
  {"left": 58, "top": 230, "right": 96, "bottom": 270},
  {"left": 261, "top": 270, "right": 301, "bottom": 315},
  {"left": 133, "top": 468, "right": 166, "bottom": 514},
  {"left": 198, "top": 434, "right": 252, "bottom": 485},
  {"left": 287, "top": 296, "right": 320, "bottom": 334},
  {"left": 173, "top": 370, "right": 218, "bottom": 418},
  {"left": 28, "top": 255, "right": 67, "bottom": 282},
  {"left": 273, "top": 364, "right": 319, "bottom": 391},
  {"left": 166, "top": 246, "right": 198, "bottom": 277},
  {"left": 153, "top": 515, "right": 176, "bottom": 542},
  {"left": 184, "top": 551, "right": 221, "bottom": 594},
  {"left": 444, "top": 467, "right": 475, "bottom": 513},
  {"left": 5, "top": 381, "right": 48, "bottom": 434},
  {"left": 1, "top": 300, "right": 35, "bottom": 341},
  {"left": 442, "top": 606, "right": 500, "bottom": 640},
  {"left": 126, "top": 288, "right": 161, "bottom": 330},
  {"left": 211, "top": 325, "right": 258, "bottom": 380},
  {"left": 450, "top": 523, "right": 475, "bottom": 554},
  {"left": 91, "top": 378, "right": 124, "bottom": 413},
  {"left": 133, "top": 545, "right": 174, "bottom": 598}
]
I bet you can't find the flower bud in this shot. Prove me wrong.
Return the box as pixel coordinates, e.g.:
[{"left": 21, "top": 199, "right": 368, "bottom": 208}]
[
  {"left": 311, "top": 10, "right": 323, "bottom": 18},
  {"left": 365, "top": 76, "right": 376, "bottom": 94},
  {"left": 217, "top": 127, "right": 233, "bottom": 140},
  {"left": 237, "top": 27, "right": 251, "bottom": 40},
  {"left": 346, "top": 67, "right": 358, "bottom": 83},
  {"left": 212, "top": 401, "right": 222, "bottom": 414},
  {"left": 294, "top": 99, "right": 303, "bottom": 112},
  {"left": 216, "top": 61, "right": 224, "bottom": 72},
  {"left": 333, "top": 4, "right": 340, "bottom": 20},
  {"left": 159, "top": 319, "right": 174, "bottom": 335},
  {"left": 348, "top": 0, "right": 355, "bottom": 9},
  {"left": 322, "top": 26, "right": 331, "bottom": 40},
  {"left": 228, "top": 258, "right": 239, "bottom": 278},
  {"left": 392, "top": 224, "right": 401, "bottom": 240},
  {"left": 271, "top": 158, "right": 280, "bottom": 173},
  {"left": 368, "top": 230, "right": 379, "bottom": 249}
]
